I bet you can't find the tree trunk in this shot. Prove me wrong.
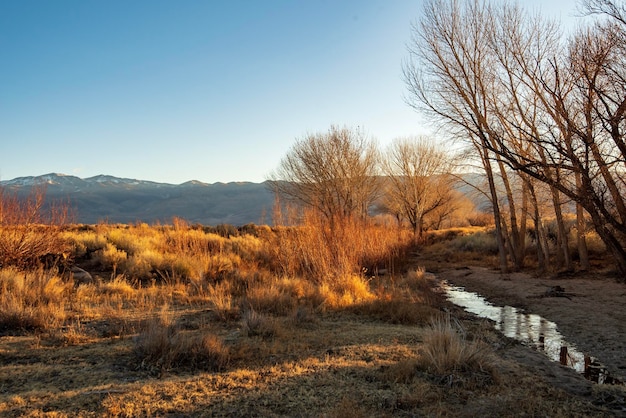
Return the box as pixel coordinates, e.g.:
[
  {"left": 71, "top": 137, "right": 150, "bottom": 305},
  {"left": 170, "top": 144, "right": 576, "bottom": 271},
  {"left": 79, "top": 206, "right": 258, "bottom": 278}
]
[
  {"left": 482, "top": 144, "right": 509, "bottom": 273},
  {"left": 576, "top": 202, "right": 590, "bottom": 270},
  {"left": 528, "top": 182, "right": 547, "bottom": 272},
  {"left": 550, "top": 186, "right": 573, "bottom": 271},
  {"left": 582, "top": 189, "right": 626, "bottom": 277},
  {"left": 594, "top": 221, "right": 626, "bottom": 277},
  {"left": 576, "top": 172, "right": 590, "bottom": 270},
  {"left": 496, "top": 159, "right": 524, "bottom": 270},
  {"left": 519, "top": 178, "right": 529, "bottom": 266}
]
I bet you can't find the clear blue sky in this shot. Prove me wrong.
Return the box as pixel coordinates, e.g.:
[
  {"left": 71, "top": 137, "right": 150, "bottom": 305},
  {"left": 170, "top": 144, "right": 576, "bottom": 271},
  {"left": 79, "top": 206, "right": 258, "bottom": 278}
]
[{"left": 1, "top": 0, "right": 583, "bottom": 184}]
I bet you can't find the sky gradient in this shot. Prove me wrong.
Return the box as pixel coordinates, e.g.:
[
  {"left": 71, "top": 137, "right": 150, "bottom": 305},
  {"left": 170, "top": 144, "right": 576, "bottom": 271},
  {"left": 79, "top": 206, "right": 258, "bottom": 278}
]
[{"left": 2, "top": 0, "right": 583, "bottom": 184}]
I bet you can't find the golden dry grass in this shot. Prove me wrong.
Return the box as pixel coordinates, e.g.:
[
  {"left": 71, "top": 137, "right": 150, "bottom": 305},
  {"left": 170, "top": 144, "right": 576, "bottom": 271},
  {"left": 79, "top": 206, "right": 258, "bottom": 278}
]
[
  {"left": 0, "top": 267, "right": 72, "bottom": 332},
  {"left": 0, "top": 223, "right": 616, "bottom": 416},
  {"left": 417, "top": 314, "right": 495, "bottom": 390},
  {"left": 0, "top": 306, "right": 606, "bottom": 417}
]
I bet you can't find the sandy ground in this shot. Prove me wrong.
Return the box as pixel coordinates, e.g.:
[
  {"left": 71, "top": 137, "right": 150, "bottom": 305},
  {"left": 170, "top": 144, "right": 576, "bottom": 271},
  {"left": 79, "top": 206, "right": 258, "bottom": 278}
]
[{"left": 438, "top": 266, "right": 626, "bottom": 399}]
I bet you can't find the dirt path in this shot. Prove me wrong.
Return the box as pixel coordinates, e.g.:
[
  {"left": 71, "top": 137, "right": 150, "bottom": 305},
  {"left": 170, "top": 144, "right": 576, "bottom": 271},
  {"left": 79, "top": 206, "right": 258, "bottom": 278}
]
[{"left": 438, "top": 266, "right": 626, "bottom": 384}]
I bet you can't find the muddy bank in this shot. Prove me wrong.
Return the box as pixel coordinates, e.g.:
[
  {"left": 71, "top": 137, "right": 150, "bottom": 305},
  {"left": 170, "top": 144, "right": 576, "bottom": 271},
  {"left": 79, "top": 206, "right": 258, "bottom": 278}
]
[{"left": 439, "top": 266, "right": 626, "bottom": 383}]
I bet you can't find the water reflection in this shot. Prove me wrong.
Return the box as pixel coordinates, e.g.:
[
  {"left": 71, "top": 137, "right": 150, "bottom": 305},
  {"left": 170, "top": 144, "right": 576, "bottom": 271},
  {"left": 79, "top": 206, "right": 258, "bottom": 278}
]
[{"left": 444, "top": 284, "right": 585, "bottom": 373}]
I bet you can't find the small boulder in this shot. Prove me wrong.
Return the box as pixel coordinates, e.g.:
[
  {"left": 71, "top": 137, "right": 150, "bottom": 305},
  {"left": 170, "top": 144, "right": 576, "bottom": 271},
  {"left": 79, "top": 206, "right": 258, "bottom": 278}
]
[{"left": 70, "top": 266, "right": 94, "bottom": 285}]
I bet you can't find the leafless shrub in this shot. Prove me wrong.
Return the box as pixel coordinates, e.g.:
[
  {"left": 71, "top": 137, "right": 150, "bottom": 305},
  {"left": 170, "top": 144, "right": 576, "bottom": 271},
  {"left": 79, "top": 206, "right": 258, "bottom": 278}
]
[{"left": 0, "top": 185, "right": 70, "bottom": 269}]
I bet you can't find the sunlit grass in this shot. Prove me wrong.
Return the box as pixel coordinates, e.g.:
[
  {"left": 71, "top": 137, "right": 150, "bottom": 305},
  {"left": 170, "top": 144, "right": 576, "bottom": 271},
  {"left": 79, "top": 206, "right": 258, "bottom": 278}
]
[
  {"left": 0, "top": 222, "right": 611, "bottom": 416},
  {"left": 0, "top": 267, "right": 71, "bottom": 331}
]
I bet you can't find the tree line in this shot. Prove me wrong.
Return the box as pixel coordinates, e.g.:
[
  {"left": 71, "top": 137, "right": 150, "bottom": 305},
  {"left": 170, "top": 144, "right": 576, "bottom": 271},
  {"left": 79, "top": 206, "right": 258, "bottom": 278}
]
[
  {"left": 270, "top": 0, "right": 626, "bottom": 277},
  {"left": 268, "top": 125, "right": 461, "bottom": 244},
  {"left": 403, "top": 0, "right": 626, "bottom": 275}
]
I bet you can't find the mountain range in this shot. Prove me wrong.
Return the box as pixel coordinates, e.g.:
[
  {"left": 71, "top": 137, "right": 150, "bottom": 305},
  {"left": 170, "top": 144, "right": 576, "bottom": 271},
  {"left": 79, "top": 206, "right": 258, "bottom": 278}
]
[
  {"left": 0, "top": 173, "right": 275, "bottom": 226},
  {"left": 1, "top": 172, "right": 491, "bottom": 226}
]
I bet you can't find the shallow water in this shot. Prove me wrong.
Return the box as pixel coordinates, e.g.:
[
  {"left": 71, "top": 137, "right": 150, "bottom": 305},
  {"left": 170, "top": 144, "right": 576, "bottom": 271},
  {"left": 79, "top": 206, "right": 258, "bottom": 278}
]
[{"left": 443, "top": 283, "right": 587, "bottom": 374}]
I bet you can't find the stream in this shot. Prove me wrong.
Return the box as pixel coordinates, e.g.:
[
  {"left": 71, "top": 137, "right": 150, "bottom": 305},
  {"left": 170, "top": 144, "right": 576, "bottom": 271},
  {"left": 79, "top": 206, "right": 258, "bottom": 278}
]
[{"left": 443, "top": 282, "right": 615, "bottom": 384}]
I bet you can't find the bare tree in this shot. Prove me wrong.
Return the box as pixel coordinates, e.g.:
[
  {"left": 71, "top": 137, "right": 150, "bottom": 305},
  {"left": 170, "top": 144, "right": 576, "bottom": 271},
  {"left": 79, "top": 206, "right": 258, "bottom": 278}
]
[
  {"left": 381, "top": 136, "right": 456, "bottom": 241},
  {"left": 404, "top": 0, "right": 514, "bottom": 272},
  {"left": 268, "top": 126, "right": 387, "bottom": 280},
  {"left": 485, "top": 3, "right": 626, "bottom": 274},
  {"left": 268, "top": 125, "right": 380, "bottom": 225},
  {"left": 580, "top": 0, "right": 626, "bottom": 24},
  {"left": 486, "top": 1, "right": 575, "bottom": 271},
  {"left": 404, "top": 0, "right": 626, "bottom": 275},
  {"left": 412, "top": 0, "right": 626, "bottom": 274}
]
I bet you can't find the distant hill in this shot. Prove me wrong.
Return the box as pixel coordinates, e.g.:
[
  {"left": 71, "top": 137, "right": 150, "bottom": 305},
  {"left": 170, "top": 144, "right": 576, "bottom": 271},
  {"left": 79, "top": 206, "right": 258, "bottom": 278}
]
[
  {"left": 0, "top": 173, "right": 275, "bottom": 226},
  {"left": 1, "top": 172, "right": 492, "bottom": 226}
]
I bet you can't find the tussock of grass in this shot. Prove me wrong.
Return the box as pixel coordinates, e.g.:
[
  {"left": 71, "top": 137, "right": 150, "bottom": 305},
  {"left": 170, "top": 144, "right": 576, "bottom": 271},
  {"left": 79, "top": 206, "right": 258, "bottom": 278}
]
[
  {"left": 206, "top": 282, "right": 236, "bottom": 321},
  {"left": 94, "top": 243, "right": 127, "bottom": 271},
  {"left": 246, "top": 281, "right": 299, "bottom": 316},
  {"left": 105, "top": 228, "right": 145, "bottom": 255},
  {"left": 241, "top": 309, "right": 282, "bottom": 339},
  {"left": 418, "top": 315, "right": 495, "bottom": 386},
  {"left": 100, "top": 275, "right": 136, "bottom": 298},
  {"left": 134, "top": 313, "right": 230, "bottom": 373},
  {"left": 319, "top": 274, "right": 376, "bottom": 310},
  {"left": 383, "top": 358, "right": 421, "bottom": 384},
  {"left": 0, "top": 294, "right": 53, "bottom": 332},
  {"left": 290, "top": 305, "right": 318, "bottom": 327},
  {"left": 403, "top": 266, "right": 428, "bottom": 291}
]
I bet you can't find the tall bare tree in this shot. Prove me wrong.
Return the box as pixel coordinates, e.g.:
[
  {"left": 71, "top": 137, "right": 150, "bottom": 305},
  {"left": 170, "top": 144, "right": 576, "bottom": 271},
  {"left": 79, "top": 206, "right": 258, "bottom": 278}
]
[
  {"left": 486, "top": 1, "right": 575, "bottom": 271},
  {"left": 409, "top": 0, "right": 626, "bottom": 274},
  {"left": 408, "top": 0, "right": 626, "bottom": 273},
  {"left": 484, "top": 2, "right": 626, "bottom": 274},
  {"left": 404, "top": 0, "right": 515, "bottom": 272},
  {"left": 381, "top": 136, "right": 456, "bottom": 241},
  {"left": 269, "top": 125, "right": 380, "bottom": 225}
]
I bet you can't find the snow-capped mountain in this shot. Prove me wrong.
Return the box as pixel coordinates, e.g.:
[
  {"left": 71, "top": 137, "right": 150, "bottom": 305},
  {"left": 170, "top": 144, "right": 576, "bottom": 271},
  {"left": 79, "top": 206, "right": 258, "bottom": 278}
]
[
  {"left": 3, "top": 173, "right": 84, "bottom": 188},
  {"left": 0, "top": 173, "right": 274, "bottom": 225},
  {"left": 2, "top": 173, "right": 169, "bottom": 189}
]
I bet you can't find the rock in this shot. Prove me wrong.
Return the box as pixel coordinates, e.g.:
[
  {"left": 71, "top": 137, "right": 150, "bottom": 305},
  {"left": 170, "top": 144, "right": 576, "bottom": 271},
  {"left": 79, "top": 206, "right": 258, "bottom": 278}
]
[{"left": 70, "top": 266, "right": 94, "bottom": 285}]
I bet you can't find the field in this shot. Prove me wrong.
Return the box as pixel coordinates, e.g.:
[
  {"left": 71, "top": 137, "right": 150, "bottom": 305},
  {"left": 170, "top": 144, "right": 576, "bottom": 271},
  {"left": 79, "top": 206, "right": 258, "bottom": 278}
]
[{"left": 0, "top": 221, "right": 623, "bottom": 416}]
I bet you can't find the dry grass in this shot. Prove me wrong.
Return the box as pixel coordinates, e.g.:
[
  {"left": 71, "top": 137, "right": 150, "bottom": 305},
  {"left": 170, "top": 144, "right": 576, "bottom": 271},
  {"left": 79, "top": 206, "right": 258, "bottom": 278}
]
[
  {"left": 206, "top": 282, "right": 236, "bottom": 321},
  {"left": 0, "top": 186, "right": 70, "bottom": 269},
  {"left": 241, "top": 308, "right": 282, "bottom": 339},
  {"left": 246, "top": 280, "right": 300, "bottom": 315},
  {"left": 448, "top": 229, "right": 499, "bottom": 254},
  {"left": 100, "top": 275, "right": 136, "bottom": 298},
  {"left": 0, "top": 309, "right": 605, "bottom": 417},
  {"left": 269, "top": 211, "right": 411, "bottom": 282},
  {"left": 418, "top": 315, "right": 493, "bottom": 382},
  {"left": 0, "top": 223, "right": 615, "bottom": 416},
  {"left": 0, "top": 268, "right": 72, "bottom": 332},
  {"left": 134, "top": 306, "right": 230, "bottom": 373}
]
